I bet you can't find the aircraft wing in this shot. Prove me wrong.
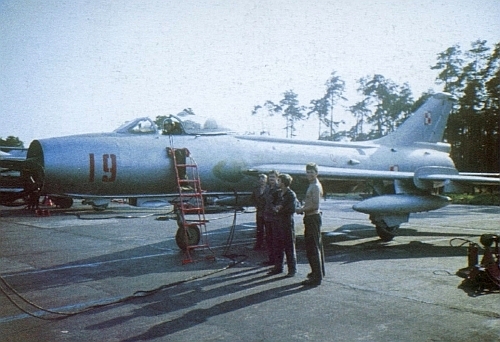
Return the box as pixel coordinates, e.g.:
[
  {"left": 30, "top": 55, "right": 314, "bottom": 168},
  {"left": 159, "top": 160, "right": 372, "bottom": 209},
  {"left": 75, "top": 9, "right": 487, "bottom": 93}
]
[
  {"left": 1, "top": 153, "right": 27, "bottom": 204},
  {"left": 0, "top": 148, "right": 28, "bottom": 169},
  {"left": 418, "top": 173, "right": 500, "bottom": 185},
  {"left": 246, "top": 164, "right": 500, "bottom": 185},
  {"left": 0, "top": 159, "right": 26, "bottom": 171},
  {"left": 245, "top": 164, "right": 414, "bottom": 181}
]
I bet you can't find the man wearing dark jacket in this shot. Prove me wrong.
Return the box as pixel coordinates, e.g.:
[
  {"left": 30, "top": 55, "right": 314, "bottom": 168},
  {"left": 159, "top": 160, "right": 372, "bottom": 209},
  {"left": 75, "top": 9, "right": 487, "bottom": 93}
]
[
  {"left": 268, "top": 173, "right": 298, "bottom": 277},
  {"left": 250, "top": 174, "right": 267, "bottom": 250}
]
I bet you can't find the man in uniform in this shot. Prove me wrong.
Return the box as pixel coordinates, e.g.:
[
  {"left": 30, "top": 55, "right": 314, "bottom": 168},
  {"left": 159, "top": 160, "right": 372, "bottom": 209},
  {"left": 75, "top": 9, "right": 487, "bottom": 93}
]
[
  {"left": 267, "top": 173, "right": 298, "bottom": 277},
  {"left": 296, "top": 163, "right": 324, "bottom": 286},
  {"left": 250, "top": 174, "right": 268, "bottom": 250},
  {"left": 262, "top": 170, "right": 280, "bottom": 266}
]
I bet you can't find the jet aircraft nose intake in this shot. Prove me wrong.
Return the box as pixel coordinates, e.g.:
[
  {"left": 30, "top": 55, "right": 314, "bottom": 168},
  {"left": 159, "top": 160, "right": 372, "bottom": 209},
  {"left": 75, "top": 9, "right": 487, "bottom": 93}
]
[{"left": 23, "top": 140, "right": 46, "bottom": 193}]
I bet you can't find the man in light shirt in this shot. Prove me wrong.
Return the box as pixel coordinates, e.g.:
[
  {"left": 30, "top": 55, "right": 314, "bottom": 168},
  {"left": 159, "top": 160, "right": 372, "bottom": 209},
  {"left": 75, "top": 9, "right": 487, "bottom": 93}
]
[{"left": 296, "top": 162, "right": 324, "bottom": 286}]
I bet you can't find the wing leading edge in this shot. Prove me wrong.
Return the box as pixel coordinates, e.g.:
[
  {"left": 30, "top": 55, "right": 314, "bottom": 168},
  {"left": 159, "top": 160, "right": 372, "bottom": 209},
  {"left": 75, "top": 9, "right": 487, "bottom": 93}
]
[
  {"left": 245, "top": 164, "right": 413, "bottom": 181},
  {"left": 245, "top": 164, "right": 500, "bottom": 187}
]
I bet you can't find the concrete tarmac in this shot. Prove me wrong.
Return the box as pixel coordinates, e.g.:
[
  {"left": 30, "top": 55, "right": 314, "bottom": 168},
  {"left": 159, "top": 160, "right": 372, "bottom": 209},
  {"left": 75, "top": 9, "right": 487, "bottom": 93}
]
[{"left": 1, "top": 198, "right": 499, "bottom": 341}]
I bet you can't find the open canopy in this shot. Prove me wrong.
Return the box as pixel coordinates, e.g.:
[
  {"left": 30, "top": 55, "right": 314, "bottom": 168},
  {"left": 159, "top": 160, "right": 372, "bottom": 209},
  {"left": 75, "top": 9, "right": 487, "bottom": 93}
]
[{"left": 114, "top": 114, "right": 233, "bottom": 136}]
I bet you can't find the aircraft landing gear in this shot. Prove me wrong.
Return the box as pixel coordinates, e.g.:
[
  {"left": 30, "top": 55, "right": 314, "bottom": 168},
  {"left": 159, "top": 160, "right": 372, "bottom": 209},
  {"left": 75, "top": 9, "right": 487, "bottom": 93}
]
[
  {"left": 375, "top": 224, "right": 399, "bottom": 242},
  {"left": 370, "top": 215, "right": 400, "bottom": 242},
  {"left": 175, "top": 224, "right": 201, "bottom": 251}
]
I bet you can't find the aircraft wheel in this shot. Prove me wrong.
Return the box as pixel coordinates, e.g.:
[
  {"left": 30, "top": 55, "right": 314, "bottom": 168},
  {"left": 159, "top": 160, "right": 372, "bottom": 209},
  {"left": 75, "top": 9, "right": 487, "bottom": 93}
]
[
  {"left": 375, "top": 224, "right": 399, "bottom": 242},
  {"left": 175, "top": 224, "right": 201, "bottom": 251}
]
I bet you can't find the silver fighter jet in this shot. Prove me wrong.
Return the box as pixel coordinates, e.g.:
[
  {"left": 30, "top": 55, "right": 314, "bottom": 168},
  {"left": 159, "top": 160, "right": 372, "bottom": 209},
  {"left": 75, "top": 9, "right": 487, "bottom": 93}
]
[{"left": 1, "top": 93, "right": 498, "bottom": 242}]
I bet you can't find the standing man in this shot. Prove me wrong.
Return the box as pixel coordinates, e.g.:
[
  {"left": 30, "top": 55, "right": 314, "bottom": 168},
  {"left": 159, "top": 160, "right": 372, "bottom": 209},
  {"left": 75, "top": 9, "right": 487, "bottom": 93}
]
[
  {"left": 250, "top": 174, "right": 268, "bottom": 250},
  {"left": 262, "top": 170, "right": 280, "bottom": 266},
  {"left": 296, "top": 162, "right": 324, "bottom": 286},
  {"left": 268, "top": 173, "right": 298, "bottom": 277}
]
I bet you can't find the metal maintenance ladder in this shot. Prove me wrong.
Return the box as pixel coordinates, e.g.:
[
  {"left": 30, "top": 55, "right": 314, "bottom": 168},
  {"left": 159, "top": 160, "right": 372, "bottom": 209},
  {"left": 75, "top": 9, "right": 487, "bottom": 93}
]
[{"left": 167, "top": 147, "right": 214, "bottom": 264}]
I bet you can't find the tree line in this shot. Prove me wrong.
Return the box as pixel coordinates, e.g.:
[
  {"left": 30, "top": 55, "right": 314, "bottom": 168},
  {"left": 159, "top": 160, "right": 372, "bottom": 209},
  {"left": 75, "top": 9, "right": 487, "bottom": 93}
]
[
  {"left": 0, "top": 136, "right": 24, "bottom": 148},
  {"left": 252, "top": 39, "right": 499, "bottom": 173}
]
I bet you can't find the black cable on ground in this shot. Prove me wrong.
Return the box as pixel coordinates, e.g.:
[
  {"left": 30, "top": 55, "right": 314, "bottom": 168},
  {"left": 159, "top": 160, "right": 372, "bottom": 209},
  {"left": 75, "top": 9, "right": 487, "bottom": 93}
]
[
  {"left": 0, "top": 200, "right": 255, "bottom": 320},
  {"left": 222, "top": 208, "right": 238, "bottom": 258},
  {"left": 0, "top": 252, "right": 247, "bottom": 321},
  {"left": 1, "top": 206, "right": 252, "bottom": 320},
  {"left": 449, "top": 237, "right": 478, "bottom": 248}
]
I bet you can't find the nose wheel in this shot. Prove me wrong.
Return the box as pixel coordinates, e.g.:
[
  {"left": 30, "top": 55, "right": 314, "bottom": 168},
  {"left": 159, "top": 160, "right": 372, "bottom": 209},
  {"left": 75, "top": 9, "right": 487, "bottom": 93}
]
[{"left": 175, "top": 224, "right": 201, "bottom": 251}]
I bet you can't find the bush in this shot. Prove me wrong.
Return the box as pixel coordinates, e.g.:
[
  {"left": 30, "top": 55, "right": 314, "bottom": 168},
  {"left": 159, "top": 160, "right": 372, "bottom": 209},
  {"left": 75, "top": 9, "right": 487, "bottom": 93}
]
[{"left": 449, "top": 193, "right": 500, "bottom": 205}]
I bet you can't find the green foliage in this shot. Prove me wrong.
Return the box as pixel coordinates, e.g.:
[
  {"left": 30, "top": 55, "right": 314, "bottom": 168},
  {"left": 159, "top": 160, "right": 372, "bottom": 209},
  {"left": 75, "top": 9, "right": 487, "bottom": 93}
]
[
  {"left": 430, "top": 45, "right": 464, "bottom": 92},
  {"left": 355, "top": 74, "right": 414, "bottom": 139},
  {"left": 346, "top": 99, "right": 370, "bottom": 141},
  {"left": 449, "top": 193, "right": 500, "bottom": 206},
  {"left": 469, "top": 194, "right": 500, "bottom": 205},
  {"left": 253, "top": 92, "right": 306, "bottom": 138},
  {"left": 0, "top": 136, "right": 24, "bottom": 148},
  {"left": 252, "top": 100, "right": 283, "bottom": 135},
  {"left": 309, "top": 71, "right": 346, "bottom": 140},
  {"left": 432, "top": 40, "right": 499, "bottom": 172},
  {"left": 279, "top": 90, "right": 305, "bottom": 138}
]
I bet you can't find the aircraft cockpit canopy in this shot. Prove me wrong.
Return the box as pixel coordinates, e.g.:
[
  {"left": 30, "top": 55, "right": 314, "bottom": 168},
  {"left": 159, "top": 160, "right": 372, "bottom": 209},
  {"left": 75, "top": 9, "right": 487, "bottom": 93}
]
[
  {"left": 114, "top": 118, "right": 158, "bottom": 135},
  {"left": 164, "top": 113, "right": 232, "bottom": 135},
  {"left": 114, "top": 114, "right": 232, "bottom": 136}
]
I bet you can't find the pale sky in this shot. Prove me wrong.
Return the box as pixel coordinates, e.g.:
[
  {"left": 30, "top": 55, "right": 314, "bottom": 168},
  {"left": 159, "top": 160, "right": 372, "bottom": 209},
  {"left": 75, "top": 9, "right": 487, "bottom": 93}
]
[{"left": 1, "top": 0, "right": 499, "bottom": 144}]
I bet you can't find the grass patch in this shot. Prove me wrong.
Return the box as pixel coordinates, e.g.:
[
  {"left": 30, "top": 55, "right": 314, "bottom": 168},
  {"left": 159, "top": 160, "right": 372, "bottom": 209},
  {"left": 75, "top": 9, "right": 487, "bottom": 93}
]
[{"left": 449, "top": 193, "right": 500, "bottom": 205}]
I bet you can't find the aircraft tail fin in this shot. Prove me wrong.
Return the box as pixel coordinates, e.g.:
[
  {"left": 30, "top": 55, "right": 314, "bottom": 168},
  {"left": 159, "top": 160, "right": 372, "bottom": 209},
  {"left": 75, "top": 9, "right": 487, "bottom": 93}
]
[{"left": 376, "top": 92, "right": 456, "bottom": 146}]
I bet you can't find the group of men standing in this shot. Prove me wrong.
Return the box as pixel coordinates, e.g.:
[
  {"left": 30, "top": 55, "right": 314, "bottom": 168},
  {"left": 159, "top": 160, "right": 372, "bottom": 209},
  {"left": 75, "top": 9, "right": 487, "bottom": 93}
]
[{"left": 250, "top": 163, "right": 325, "bottom": 286}]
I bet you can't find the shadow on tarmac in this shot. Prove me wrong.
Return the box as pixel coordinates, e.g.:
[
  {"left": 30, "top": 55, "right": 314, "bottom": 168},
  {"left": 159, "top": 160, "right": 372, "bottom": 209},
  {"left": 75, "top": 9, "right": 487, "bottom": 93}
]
[
  {"left": 3, "top": 219, "right": 479, "bottom": 293},
  {"left": 294, "top": 222, "right": 479, "bottom": 266},
  {"left": 84, "top": 266, "right": 310, "bottom": 341},
  {"left": 87, "top": 269, "right": 308, "bottom": 342},
  {"left": 324, "top": 239, "right": 470, "bottom": 264}
]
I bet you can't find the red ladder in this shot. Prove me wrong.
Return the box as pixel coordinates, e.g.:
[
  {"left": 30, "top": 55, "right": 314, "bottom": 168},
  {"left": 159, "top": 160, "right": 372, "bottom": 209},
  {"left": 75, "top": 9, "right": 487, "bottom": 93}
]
[{"left": 168, "top": 147, "right": 214, "bottom": 264}]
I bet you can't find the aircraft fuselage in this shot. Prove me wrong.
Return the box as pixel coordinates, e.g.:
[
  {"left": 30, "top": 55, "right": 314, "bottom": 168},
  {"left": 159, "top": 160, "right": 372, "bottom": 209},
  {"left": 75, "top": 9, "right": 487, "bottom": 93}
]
[{"left": 27, "top": 132, "right": 455, "bottom": 199}]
